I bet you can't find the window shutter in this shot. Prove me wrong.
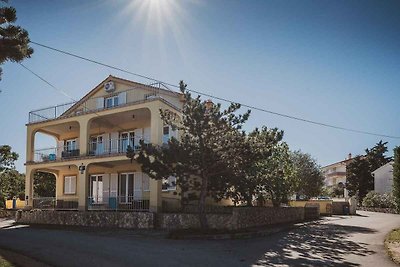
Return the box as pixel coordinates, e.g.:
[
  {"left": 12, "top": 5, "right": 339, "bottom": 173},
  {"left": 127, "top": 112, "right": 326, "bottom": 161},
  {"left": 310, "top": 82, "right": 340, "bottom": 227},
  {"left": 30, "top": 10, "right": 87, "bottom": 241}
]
[
  {"left": 64, "top": 177, "right": 69, "bottom": 194},
  {"left": 96, "top": 97, "right": 104, "bottom": 110},
  {"left": 110, "top": 173, "right": 118, "bottom": 197},
  {"left": 71, "top": 176, "right": 76, "bottom": 194},
  {"left": 143, "top": 127, "right": 151, "bottom": 144},
  {"left": 143, "top": 173, "right": 150, "bottom": 191},
  {"left": 118, "top": 91, "right": 127, "bottom": 105},
  {"left": 110, "top": 132, "right": 119, "bottom": 153}
]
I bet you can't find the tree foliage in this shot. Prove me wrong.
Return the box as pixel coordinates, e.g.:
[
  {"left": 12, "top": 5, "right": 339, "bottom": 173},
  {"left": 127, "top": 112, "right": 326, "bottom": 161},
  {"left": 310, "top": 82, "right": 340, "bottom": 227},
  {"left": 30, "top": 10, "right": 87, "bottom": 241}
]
[
  {"left": 33, "top": 172, "right": 56, "bottom": 197},
  {"left": 393, "top": 146, "right": 400, "bottom": 211},
  {"left": 291, "top": 150, "right": 324, "bottom": 199},
  {"left": 0, "top": 1, "right": 33, "bottom": 80},
  {"left": 346, "top": 141, "right": 391, "bottom": 204},
  {"left": 223, "top": 126, "right": 284, "bottom": 206},
  {"left": 260, "top": 142, "right": 296, "bottom": 207},
  {"left": 0, "top": 145, "right": 20, "bottom": 207},
  {"left": 135, "top": 81, "right": 251, "bottom": 228}
]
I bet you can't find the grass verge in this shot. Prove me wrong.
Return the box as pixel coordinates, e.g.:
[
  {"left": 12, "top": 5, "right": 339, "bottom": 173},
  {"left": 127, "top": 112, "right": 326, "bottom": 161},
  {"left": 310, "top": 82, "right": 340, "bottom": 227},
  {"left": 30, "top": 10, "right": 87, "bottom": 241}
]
[{"left": 385, "top": 228, "right": 400, "bottom": 265}]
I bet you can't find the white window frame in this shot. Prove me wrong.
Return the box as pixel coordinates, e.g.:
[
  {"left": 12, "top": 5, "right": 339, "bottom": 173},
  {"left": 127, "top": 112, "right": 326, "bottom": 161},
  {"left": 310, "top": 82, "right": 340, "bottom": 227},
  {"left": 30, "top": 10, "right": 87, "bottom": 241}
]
[
  {"left": 162, "top": 176, "right": 177, "bottom": 191},
  {"left": 105, "top": 95, "right": 119, "bottom": 108},
  {"left": 65, "top": 139, "right": 77, "bottom": 151},
  {"left": 64, "top": 175, "right": 76, "bottom": 195}
]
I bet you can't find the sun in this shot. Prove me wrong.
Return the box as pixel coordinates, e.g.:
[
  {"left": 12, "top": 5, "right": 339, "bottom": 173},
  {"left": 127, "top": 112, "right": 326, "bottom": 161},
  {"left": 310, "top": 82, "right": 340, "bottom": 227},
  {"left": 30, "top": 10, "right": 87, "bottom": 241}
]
[{"left": 121, "top": 0, "right": 187, "bottom": 38}]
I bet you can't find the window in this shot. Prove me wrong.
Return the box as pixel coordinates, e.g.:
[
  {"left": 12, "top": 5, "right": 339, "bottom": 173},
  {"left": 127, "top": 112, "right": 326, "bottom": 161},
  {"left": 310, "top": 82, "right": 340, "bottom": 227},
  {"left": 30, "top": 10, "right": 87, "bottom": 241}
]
[
  {"left": 105, "top": 95, "right": 119, "bottom": 108},
  {"left": 65, "top": 139, "right": 77, "bottom": 152},
  {"left": 120, "top": 131, "right": 135, "bottom": 152},
  {"left": 64, "top": 176, "right": 76, "bottom": 195},
  {"left": 90, "top": 135, "right": 104, "bottom": 155},
  {"left": 162, "top": 176, "right": 176, "bottom": 191}
]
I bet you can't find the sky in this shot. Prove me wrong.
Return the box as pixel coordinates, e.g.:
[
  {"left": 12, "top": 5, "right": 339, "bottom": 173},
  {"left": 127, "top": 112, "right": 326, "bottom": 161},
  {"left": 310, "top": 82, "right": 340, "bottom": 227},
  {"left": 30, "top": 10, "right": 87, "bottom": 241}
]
[{"left": 1, "top": 0, "right": 399, "bottom": 173}]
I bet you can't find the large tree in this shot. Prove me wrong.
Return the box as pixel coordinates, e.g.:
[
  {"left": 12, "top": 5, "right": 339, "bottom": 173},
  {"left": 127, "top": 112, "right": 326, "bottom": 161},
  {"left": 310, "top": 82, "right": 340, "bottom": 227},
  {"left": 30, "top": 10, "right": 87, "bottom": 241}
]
[
  {"left": 260, "top": 142, "right": 296, "bottom": 207},
  {"left": 224, "top": 127, "right": 283, "bottom": 206},
  {"left": 291, "top": 150, "right": 324, "bottom": 199},
  {"left": 0, "top": 169, "right": 24, "bottom": 200},
  {"left": 0, "top": 145, "right": 19, "bottom": 207},
  {"left": 134, "top": 81, "right": 250, "bottom": 228},
  {"left": 0, "top": 1, "right": 33, "bottom": 80},
  {"left": 392, "top": 146, "right": 400, "bottom": 211},
  {"left": 346, "top": 141, "right": 391, "bottom": 204}
]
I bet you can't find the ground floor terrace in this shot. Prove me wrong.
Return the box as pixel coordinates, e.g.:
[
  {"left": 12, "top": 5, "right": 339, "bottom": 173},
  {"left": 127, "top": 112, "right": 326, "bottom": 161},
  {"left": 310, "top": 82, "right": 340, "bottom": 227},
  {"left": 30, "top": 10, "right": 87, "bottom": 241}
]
[{"left": 25, "top": 156, "right": 180, "bottom": 213}]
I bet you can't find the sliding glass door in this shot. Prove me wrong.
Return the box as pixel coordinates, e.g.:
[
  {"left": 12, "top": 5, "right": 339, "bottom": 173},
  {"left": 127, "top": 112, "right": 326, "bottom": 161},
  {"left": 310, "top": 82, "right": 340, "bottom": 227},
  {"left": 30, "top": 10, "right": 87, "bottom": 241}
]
[{"left": 119, "top": 173, "right": 134, "bottom": 203}]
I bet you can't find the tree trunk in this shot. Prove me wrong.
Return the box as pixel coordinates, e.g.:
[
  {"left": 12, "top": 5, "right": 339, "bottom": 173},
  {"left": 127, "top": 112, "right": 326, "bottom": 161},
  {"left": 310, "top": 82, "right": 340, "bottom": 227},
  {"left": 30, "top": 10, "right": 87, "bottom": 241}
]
[{"left": 198, "top": 176, "right": 208, "bottom": 229}]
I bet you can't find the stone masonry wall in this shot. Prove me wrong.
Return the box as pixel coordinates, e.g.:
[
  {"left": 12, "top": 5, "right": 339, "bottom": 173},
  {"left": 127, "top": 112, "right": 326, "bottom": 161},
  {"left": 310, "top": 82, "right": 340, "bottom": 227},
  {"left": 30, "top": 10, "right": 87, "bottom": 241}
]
[
  {"left": 232, "top": 207, "right": 305, "bottom": 229},
  {"left": 0, "top": 209, "right": 15, "bottom": 218},
  {"left": 16, "top": 210, "right": 154, "bottom": 229},
  {"left": 158, "top": 207, "right": 307, "bottom": 230}
]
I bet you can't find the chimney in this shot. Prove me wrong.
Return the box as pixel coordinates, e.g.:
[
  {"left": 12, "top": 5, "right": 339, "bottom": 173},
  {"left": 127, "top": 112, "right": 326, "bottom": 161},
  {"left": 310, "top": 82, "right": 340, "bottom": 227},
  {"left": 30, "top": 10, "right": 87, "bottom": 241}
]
[{"left": 348, "top": 153, "right": 352, "bottom": 160}]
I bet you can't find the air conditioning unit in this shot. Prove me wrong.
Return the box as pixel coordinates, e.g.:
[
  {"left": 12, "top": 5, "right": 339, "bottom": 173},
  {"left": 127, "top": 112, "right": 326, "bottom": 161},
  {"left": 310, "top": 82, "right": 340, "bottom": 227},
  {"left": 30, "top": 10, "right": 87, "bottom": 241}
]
[{"left": 104, "top": 81, "right": 115, "bottom": 93}]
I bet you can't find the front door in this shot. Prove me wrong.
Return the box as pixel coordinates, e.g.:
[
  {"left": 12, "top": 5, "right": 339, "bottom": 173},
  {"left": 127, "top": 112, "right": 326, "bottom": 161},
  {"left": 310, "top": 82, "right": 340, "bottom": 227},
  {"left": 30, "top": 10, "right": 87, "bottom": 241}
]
[{"left": 90, "top": 175, "right": 103, "bottom": 204}]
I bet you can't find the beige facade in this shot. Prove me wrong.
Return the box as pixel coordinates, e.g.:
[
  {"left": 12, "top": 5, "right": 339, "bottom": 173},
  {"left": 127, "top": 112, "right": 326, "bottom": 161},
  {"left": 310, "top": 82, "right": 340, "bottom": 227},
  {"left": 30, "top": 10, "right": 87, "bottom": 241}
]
[
  {"left": 322, "top": 154, "right": 353, "bottom": 198},
  {"left": 25, "top": 76, "right": 183, "bottom": 212}
]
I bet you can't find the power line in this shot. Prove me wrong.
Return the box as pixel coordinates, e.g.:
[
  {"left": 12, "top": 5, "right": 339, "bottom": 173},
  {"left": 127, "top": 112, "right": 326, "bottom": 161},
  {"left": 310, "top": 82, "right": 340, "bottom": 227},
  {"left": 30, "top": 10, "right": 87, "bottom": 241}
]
[{"left": 29, "top": 41, "right": 400, "bottom": 140}]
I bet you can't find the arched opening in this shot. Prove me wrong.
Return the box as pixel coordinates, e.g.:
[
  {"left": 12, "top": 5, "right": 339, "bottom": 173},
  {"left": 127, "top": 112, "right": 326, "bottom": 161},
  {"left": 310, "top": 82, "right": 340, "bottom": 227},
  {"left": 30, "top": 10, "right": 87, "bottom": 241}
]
[
  {"left": 87, "top": 108, "right": 151, "bottom": 156},
  {"left": 32, "top": 171, "right": 56, "bottom": 209},
  {"left": 33, "top": 121, "right": 80, "bottom": 162}
]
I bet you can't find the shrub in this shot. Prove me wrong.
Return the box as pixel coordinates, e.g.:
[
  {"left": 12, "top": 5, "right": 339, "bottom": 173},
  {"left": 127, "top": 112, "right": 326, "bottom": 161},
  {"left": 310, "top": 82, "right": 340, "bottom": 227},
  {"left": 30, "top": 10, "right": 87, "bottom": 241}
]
[{"left": 362, "top": 191, "right": 396, "bottom": 209}]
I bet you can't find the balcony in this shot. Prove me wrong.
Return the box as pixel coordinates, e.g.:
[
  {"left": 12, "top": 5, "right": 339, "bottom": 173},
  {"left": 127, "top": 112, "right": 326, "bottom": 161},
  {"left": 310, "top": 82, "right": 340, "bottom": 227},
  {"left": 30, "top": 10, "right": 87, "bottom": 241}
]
[
  {"left": 34, "top": 145, "right": 80, "bottom": 163},
  {"left": 28, "top": 84, "right": 180, "bottom": 124},
  {"left": 32, "top": 136, "right": 150, "bottom": 163},
  {"left": 87, "top": 136, "right": 150, "bottom": 156}
]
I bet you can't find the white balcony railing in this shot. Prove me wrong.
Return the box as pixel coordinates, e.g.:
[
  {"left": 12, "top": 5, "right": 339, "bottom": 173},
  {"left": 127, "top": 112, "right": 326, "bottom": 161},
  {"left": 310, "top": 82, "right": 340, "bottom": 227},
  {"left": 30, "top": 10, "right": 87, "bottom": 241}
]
[{"left": 87, "top": 195, "right": 150, "bottom": 211}]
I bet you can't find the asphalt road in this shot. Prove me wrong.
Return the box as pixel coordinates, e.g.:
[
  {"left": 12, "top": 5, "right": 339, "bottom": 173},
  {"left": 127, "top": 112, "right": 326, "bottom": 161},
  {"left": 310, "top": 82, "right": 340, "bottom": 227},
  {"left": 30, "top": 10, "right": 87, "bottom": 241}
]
[{"left": 0, "top": 211, "right": 399, "bottom": 267}]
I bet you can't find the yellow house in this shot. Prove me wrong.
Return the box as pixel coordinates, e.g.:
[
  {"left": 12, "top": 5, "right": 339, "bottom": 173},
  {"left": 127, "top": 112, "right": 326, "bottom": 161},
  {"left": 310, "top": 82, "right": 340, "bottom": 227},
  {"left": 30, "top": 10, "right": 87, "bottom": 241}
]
[{"left": 25, "top": 75, "right": 184, "bottom": 212}]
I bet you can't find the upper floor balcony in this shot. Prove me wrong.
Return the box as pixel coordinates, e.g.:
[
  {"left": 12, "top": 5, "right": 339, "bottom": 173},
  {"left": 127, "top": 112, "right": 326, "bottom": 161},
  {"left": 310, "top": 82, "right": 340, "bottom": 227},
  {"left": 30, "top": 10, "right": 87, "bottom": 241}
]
[{"left": 28, "top": 81, "right": 181, "bottom": 124}]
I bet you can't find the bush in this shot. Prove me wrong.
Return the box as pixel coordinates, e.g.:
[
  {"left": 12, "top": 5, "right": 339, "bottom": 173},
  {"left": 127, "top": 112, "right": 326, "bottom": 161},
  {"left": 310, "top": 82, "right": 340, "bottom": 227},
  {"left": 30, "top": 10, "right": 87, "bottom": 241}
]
[{"left": 362, "top": 191, "right": 396, "bottom": 209}]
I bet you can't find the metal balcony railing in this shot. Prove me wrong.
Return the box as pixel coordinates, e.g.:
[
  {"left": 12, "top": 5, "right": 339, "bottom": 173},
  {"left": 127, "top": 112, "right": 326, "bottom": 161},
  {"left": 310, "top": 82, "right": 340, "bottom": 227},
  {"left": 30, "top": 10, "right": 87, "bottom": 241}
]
[
  {"left": 88, "top": 136, "right": 150, "bottom": 156},
  {"left": 87, "top": 195, "right": 150, "bottom": 211},
  {"left": 34, "top": 145, "right": 80, "bottom": 163},
  {"left": 28, "top": 84, "right": 179, "bottom": 124},
  {"left": 32, "top": 197, "right": 79, "bottom": 210}
]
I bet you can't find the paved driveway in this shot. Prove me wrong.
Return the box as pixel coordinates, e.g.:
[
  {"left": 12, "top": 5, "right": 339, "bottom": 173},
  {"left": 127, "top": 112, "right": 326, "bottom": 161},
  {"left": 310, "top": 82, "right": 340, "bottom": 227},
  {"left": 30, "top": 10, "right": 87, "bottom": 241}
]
[{"left": 0, "top": 211, "right": 399, "bottom": 267}]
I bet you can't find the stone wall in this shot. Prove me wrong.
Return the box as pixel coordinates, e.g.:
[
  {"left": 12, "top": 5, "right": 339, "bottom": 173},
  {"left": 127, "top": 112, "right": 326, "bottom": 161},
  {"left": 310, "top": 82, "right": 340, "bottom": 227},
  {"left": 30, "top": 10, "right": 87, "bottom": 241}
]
[
  {"left": 232, "top": 207, "right": 305, "bottom": 229},
  {"left": 0, "top": 209, "right": 15, "bottom": 218},
  {"left": 158, "top": 207, "right": 307, "bottom": 230},
  {"left": 16, "top": 210, "right": 154, "bottom": 229}
]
